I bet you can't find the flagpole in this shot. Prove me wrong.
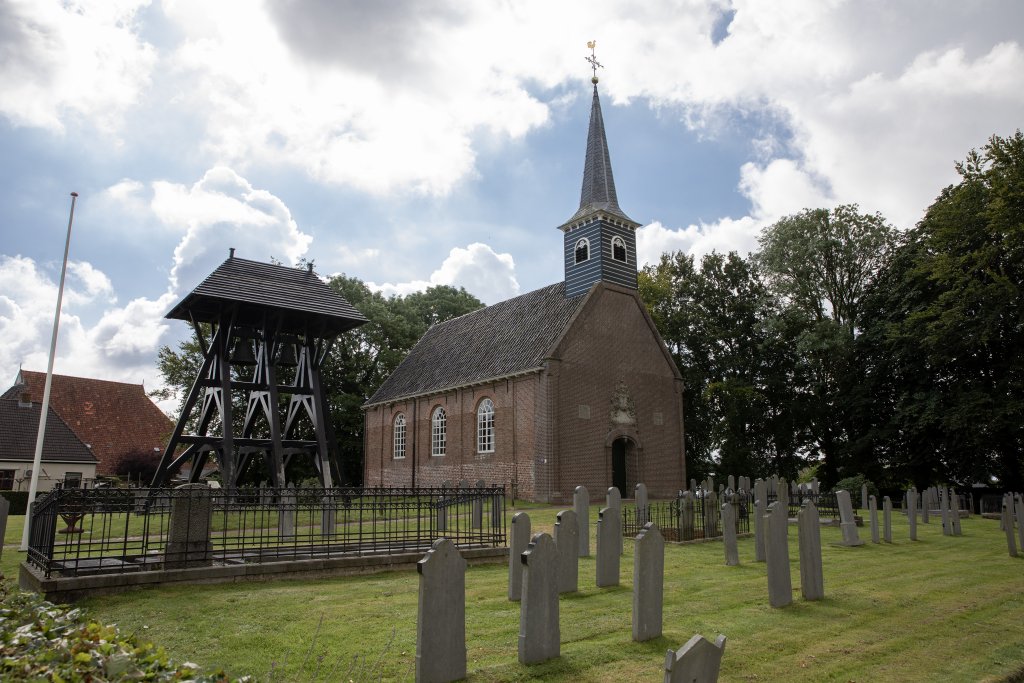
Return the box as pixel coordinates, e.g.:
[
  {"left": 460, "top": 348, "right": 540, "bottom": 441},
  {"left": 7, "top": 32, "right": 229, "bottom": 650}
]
[{"left": 20, "top": 192, "right": 79, "bottom": 552}]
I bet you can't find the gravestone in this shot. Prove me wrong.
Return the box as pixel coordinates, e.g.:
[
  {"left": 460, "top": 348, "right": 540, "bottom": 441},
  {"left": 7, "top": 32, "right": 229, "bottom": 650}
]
[
  {"left": 753, "top": 495, "right": 766, "bottom": 563},
  {"left": 259, "top": 481, "right": 270, "bottom": 506},
  {"left": 436, "top": 493, "right": 448, "bottom": 534},
  {"left": 633, "top": 522, "right": 665, "bottom": 642},
  {"left": 950, "top": 489, "right": 963, "bottom": 536},
  {"left": 165, "top": 484, "right": 213, "bottom": 569},
  {"left": 883, "top": 496, "right": 893, "bottom": 543},
  {"left": 908, "top": 487, "right": 918, "bottom": 541},
  {"left": 321, "top": 495, "right": 335, "bottom": 537},
  {"left": 664, "top": 634, "right": 727, "bottom": 683},
  {"left": 458, "top": 479, "right": 470, "bottom": 489},
  {"left": 1015, "top": 494, "right": 1024, "bottom": 550},
  {"left": 764, "top": 501, "right": 792, "bottom": 607},
  {"left": 861, "top": 484, "right": 868, "bottom": 511},
  {"left": 727, "top": 475, "right": 736, "bottom": 492},
  {"left": 471, "top": 479, "right": 485, "bottom": 529},
  {"left": 1002, "top": 499, "right": 1018, "bottom": 558},
  {"left": 704, "top": 489, "right": 719, "bottom": 539},
  {"left": 574, "top": 485, "right": 590, "bottom": 557},
  {"left": 278, "top": 484, "right": 296, "bottom": 540},
  {"left": 607, "top": 486, "right": 623, "bottom": 555},
  {"left": 554, "top": 509, "right": 579, "bottom": 594},
  {"left": 635, "top": 482, "right": 649, "bottom": 526},
  {"left": 416, "top": 538, "right": 466, "bottom": 683},
  {"left": 836, "top": 490, "right": 864, "bottom": 546},
  {"left": 508, "top": 512, "right": 531, "bottom": 601},
  {"left": 869, "top": 495, "right": 879, "bottom": 544},
  {"left": 519, "top": 533, "right": 560, "bottom": 665},
  {"left": 680, "top": 491, "right": 695, "bottom": 541},
  {"left": 921, "top": 487, "right": 930, "bottom": 524},
  {"left": 596, "top": 506, "right": 620, "bottom": 587},
  {"left": 722, "top": 497, "right": 739, "bottom": 566},
  {"left": 811, "top": 477, "right": 819, "bottom": 494},
  {"left": 798, "top": 501, "right": 824, "bottom": 601},
  {"left": 0, "top": 496, "right": 9, "bottom": 561},
  {"left": 940, "top": 487, "right": 951, "bottom": 536}
]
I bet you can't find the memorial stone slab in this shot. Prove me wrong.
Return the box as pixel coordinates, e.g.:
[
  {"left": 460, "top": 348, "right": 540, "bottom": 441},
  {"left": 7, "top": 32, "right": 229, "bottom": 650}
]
[
  {"left": 635, "top": 482, "right": 649, "bottom": 526},
  {"left": 940, "top": 487, "right": 951, "bottom": 536},
  {"left": 1003, "top": 499, "right": 1018, "bottom": 558},
  {"left": 416, "top": 538, "right": 467, "bottom": 683},
  {"left": 860, "top": 484, "right": 868, "bottom": 511},
  {"left": 321, "top": 495, "right": 336, "bottom": 537},
  {"left": 869, "top": 495, "right": 879, "bottom": 544},
  {"left": 596, "top": 506, "right": 621, "bottom": 587},
  {"left": 165, "top": 484, "right": 213, "bottom": 569},
  {"left": 704, "top": 490, "right": 719, "bottom": 539},
  {"left": 727, "top": 475, "right": 736, "bottom": 492},
  {"left": 765, "top": 501, "right": 792, "bottom": 608},
  {"left": 753, "top": 495, "right": 766, "bottom": 563},
  {"left": 554, "top": 509, "right": 579, "bottom": 594},
  {"left": 922, "top": 489, "right": 930, "bottom": 524},
  {"left": 607, "top": 487, "right": 623, "bottom": 555},
  {"left": 278, "top": 485, "right": 297, "bottom": 540},
  {"left": 951, "top": 490, "right": 963, "bottom": 536},
  {"left": 798, "top": 501, "right": 825, "bottom": 601},
  {"left": 633, "top": 522, "right": 665, "bottom": 642},
  {"left": 519, "top": 533, "right": 560, "bottom": 665},
  {"left": 908, "top": 487, "right": 918, "bottom": 541},
  {"left": 508, "top": 512, "right": 531, "bottom": 601},
  {"left": 472, "top": 483, "right": 484, "bottom": 530},
  {"left": 664, "top": 634, "right": 727, "bottom": 683},
  {"left": 836, "top": 490, "right": 864, "bottom": 546},
  {"left": 1015, "top": 494, "right": 1024, "bottom": 550},
  {"left": 574, "top": 485, "right": 590, "bottom": 557},
  {"left": 883, "top": 496, "right": 893, "bottom": 543},
  {"left": 722, "top": 498, "right": 739, "bottom": 566},
  {"left": 680, "top": 491, "right": 695, "bottom": 541}
]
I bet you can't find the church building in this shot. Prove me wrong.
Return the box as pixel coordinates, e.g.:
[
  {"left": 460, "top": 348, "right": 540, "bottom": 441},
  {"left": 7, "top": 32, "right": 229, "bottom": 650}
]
[{"left": 362, "top": 79, "right": 685, "bottom": 503}]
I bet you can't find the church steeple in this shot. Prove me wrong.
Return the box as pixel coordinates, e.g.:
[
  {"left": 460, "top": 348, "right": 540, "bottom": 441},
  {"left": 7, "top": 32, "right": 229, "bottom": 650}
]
[{"left": 559, "top": 43, "right": 641, "bottom": 298}]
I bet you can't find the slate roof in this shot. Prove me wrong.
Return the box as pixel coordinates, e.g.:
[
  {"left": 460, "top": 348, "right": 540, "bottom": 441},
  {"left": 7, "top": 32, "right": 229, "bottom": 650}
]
[
  {"left": 166, "top": 256, "right": 368, "bottom": 336},
  {"left": 365, "top": 282, "right": 586, "bottom": 406},
  {"left": 0, "top": 389, "right": 97, "bottom": 463},
  {"left": 13, "top": 371, "right": 172, "bottom": 474}
]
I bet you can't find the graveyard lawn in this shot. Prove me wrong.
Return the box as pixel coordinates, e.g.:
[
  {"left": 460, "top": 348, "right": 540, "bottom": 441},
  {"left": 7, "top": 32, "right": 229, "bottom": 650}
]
[{"left": 3, "top": 508, "right": 1024, "bottom": 681}]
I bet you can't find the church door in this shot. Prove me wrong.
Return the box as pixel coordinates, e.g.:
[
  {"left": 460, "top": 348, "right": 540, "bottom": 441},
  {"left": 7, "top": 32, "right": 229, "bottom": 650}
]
[{"left": 612, "top": 438, "right": 628, "bottom": 497}]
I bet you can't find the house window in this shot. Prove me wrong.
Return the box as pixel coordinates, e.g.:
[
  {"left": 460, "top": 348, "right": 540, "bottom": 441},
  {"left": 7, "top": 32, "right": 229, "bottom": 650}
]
[
  {"left": 393, "top": 413, "right": 406, "bottom": 459},
  {"left": 477, "top": 398, "right": 495, "bottom": 453},
  {"left": 431, "top": 407, "right": 447, "bottom": 456},
  {"left": 0, "top": 469, "right": 13, "bottom": 491},
  {"left": 612, "top": 236, "right": 627, "bottom": 262},
  {"left": 63, "top": 472, "right": 82, "bottom": 489},
  {"left": 574, "top": 238, "right": 590, "bottom": 263}
]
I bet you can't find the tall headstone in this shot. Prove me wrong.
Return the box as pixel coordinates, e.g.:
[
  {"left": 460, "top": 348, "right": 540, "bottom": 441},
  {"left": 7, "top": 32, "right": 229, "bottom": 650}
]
[
  {"left": 950, "top": 489, "right": 963, "bottom": 536},
  {"left": 704, "top": 489, "right": 719, "bottom": 539},
  {"left": 907, "top": 487, "right": 918, "bottom": 541},
  {"left": 554, "top": 509, "right": 579, "bottom": 594},
  {"left": 727, "top": 475, "right": 736, "bottom": 492},
  {"left": 664, "top": 634, "right": 727, "bottom": 683},
  {"left": 508, "top": 512, "right": 531, "bottom": 601},
  {"left": 635, "top": 482, "right": 649, "bottom": 526},
  {"left": 869, "top": 495, "right": 879, "bottom": 544},
  {"left": 860, "top": 484, "right": 868, "bottom": 511},
  {"left": 721, "top": 497, "right": 739, "bottom": 566},
  {"left": 165, "top": 484, "right": 213, "bottom": 569},
  {"left": 278, "top": 484, "right": 296, "bottom": 540},
  {"left": 882, "top": 496, "right": 893, "bottom": 543},
  {"left": 633, "top": 522, "right": 665, "bottom": 642},
  {"left": 472, "top": 479, "right": 485, "bottom": 529},
  {"left": 764, "top": 501, "right": 792, "bottom": 608},
  {"left": 921, "top": 488, "right": 930, "bottom": 524},
  {"left": 797, "top": 501, "right": 824, "bottom": 601},
  {"left": 1002, "top": 498, "right": 1018, "bottom": 558},
  {"left": 574, "top": 485, "right": 590, "bottom": 557},
  {"left": 416, "top": 539, "right": 466, "bottom": 683},
  {"left": 940, "top": 487, "right": 951, "bottom": 536},
  {"left": 321, "top": 495, "right": 335, "bottom": 537},
  {"left": 596, "top": 506, "right": 621, "bottom": 587},
  {"left": 680, "top": 491, "right": 695, "bottom": 541},
  {"left": 836, "top": 490, "right": 864, "bottom": 546},
  {"left": 1015, "top": 494, "right": 1024, "bottom": 550},
  {"left": 753, "top": 495, "right": 766, "bottom": 563},
  {"left": 810, "top": 477, "right": 819, "bottom": 495},
  {"left": 519, "top": 533, "right": 560, "bottom": 665},
  {"left": 607, "top": 487, "right": 623, "bottom": 555}
]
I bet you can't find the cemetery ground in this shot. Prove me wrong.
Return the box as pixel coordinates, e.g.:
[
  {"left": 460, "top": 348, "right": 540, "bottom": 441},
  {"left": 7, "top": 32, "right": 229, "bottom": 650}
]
[{"left": 3, "top": 506, "right": 1024, "bottom": 682}]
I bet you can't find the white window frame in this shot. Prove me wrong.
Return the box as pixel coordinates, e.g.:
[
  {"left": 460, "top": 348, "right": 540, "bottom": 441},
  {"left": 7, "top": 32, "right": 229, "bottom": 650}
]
[
  {"left": 611, "top": 236, "right": 627, "bottom": 262},
  {"left": 393, "top": 413, "right": 406, "bottom": 459},
  {"left": 574, "top": 237, "right": 590, "bottom": 264},
  {"left": 431, "top": 407, "right": 447, "bottom": 456},
  {"left": 477, "top": 398, "right": 495, "bottom": 454}
]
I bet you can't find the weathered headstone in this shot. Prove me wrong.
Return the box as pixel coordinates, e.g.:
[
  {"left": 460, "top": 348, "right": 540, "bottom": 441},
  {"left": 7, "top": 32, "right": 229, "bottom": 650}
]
[
  {"left": 574, "top": 485, "right": 590, "bottom": 557},
  {"left": 921, "top": 487, "right": 930, "bottom": 524},
  {"left": 722, "top": 497, "right": 739, "bottom": 566},
  {"left": 664, "top": 634, "right": 727, "bottom": 683},
  {"left": 727, "top": 475, "right": 736, "bottom": 492},
  {"left": 883, "top": 496, "right": 893, "bottom": 543},
  {"left": 519, "top": 533, "right": 560, "bottom": 665},
  {"left": 458, "top": 479, "right": 470, "bottom": 489},
  {"left": 811, "top": 477, "right": 819, "bottom": 494},
  {"left": 908, "top": 487, "right": 918, "bottom": 541},
  {"left": 704, "top": 489, "right": 719, "bottom": 539},
  {"left": 508, "top": 511, "right": 531, "bottom": 601},
  {"left": 633, "top": 522, "right": 664, "bottom": 642},
  {"left": 861, "top": 484, "right": 868, "bottom": 511},
  {"left": 1002, "top": 498, "right": 1018, "bottom": 558},
  {"left": 869, "top": 495, "right": 879, "bottom": 544},
  {"left": 764, "top": 501, "right": 792, "bottom": 608},
  {"left": 951, "top": 489, "right": 963, "bottom": 536},
  {"left": 607, "top": 486, "right": 623, "bottom": 555},
  {"left": 278, "top": 484, "right": 296, "bottom": 540},
  {"left": 554, "top": 509, "right": 579, "bottom": 594},
  {"left": 321, "top": 495, "right": 335, "bottom": 537},
  {"left": 1015, "top": 494, "right": 1024, "bottom": 550},
  {"left": 165, "top": 484, "right": 213, "bottom": 569},
  {"left": 836, "top": 490, "right": 863, "bottom": 546},
  {"left": 680, "top": 491, "right": 695, "bottom": 541},
  {"left": 596, "top": 506, "right": 620, "bottom": 587},
  {"left": 753, "top": 495, "right": 766, "bottom": 563},
  {"left": 635, "top": 482, "right": 649, "bottom": 526},
  {"left": 416, "top": 538, "right": 466, "bottom": 683},
  {"left": 798, "top": 501, "right": 824, "bottom": 601},
  {"left": 940, "top": 487, "right": 951, "bottom": 536}
]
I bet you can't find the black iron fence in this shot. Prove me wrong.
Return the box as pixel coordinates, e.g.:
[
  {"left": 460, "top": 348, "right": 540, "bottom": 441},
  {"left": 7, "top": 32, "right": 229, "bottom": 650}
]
[
  {"left": 767, "top": 491, "right": 840, "bottom": 519},
  {"left": 622, "top": 492, "right": 752, "bottom": 542},
  {"left": 26, "top": 485, "right": 506, "bottom": 579}
]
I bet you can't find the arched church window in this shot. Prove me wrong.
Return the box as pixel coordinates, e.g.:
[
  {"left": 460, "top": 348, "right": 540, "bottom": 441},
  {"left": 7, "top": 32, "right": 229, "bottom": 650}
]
[
  {"left": 477, "top": 398, "right": 495, "bottom": 453},
  {"left": 393, "top": 413, "right": 406, "bottom": 459},
  {"left": 612, "top": 236, "right": 627, "bottom": 262},
  {"left": 431, "top": 407, "right": 447, "bottom": 456},
  {"left": 574, "top": 238, "right": 590, "bottom": 264}
]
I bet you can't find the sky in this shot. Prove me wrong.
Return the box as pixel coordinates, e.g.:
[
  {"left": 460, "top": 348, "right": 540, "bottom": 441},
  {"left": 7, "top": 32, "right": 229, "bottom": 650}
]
[{"left": 1, "top": 0, "right": 1022, "bottom": 410}]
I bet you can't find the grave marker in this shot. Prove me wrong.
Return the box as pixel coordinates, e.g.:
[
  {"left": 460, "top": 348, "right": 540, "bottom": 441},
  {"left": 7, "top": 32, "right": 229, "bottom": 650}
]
[
  {"left": 596, "top": 506, "right": 620, "bottom": 587},
  {"left": 680, "top": 491, "right": 695, "bottom": 541},
  {"left": 908, "top": 487, "right": 918, "bottom": 541},
  {"left": 722, "top": 497, "right": 739, "bottom": 566},
  {"left": 798, "top": 501, "right": 824, "bottom": 601},
  {"left": 764, "top": 501, "right": 792, "bottom": 608},
  {"left": 664, "top": 634, "right": 727, "bottom": 683},
  {"left": 321, "top": 495, "right": 335, "bottom": 538},
  {"left": 836, "top": 490, "right": 864, "bottom": 546},
  {"left": 633, "top": 522, "right": 664, "bottom": 642},
  {"left": 635, "top": 482, "right": 649, "bottom": 526},
  {"left": 165, "top": 484, "right": 213, "bottom": 569},
  {"left": 508, "top": 512, "right": 531, "bottom": 601},
  {"left": 607, "top": 486, "right": 623, "bottom": 555},
  {"left": 940, "top": 487, "right": 951, "bottom": 536},
  {"left": 574, "top": 485, "right": 590, "bottom": 557},
  {"left": 416, "top": 538, "right": 466, "bottom": 683},
  {"left": 554, "top": 509, "right": 579, "bottom": 594},
  {"left": 883, "top": 496, "right": 893, "bottom": 543},
  {"left": 278, "top": 484, "right": 296, "bottom": 540},
  {"left": 861, "top": 484, "right": 868, "bottom": 511},
  {"left": 1002, "top": 498, "right": 1018, "bottom": 558},
  {"left": 519, "top": 533, "right": 560, "bottom": 665},
  {"left": 869, "top": 495, "right": 879, "bottom": 544},
  {"left": 951, "top": 489, "right": 963, "bottom": 536}
]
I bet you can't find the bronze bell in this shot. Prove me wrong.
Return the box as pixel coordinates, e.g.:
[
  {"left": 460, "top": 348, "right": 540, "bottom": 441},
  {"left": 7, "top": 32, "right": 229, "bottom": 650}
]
[
  {"left": 276, "top": 339, "right": 298, "bottom": 367},
  {"left": 229, "top": 337, "right": 257, "bottom": 365}
]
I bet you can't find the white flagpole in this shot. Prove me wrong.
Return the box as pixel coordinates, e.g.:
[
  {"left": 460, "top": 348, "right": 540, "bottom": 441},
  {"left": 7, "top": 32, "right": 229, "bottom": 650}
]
[{"left": 20, "top": 192, "right": 79, "bottom": 552}]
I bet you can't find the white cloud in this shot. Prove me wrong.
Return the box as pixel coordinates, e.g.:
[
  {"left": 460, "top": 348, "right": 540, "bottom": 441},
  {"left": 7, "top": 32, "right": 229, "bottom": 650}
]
[{"left": 367, "top": 242, "right": 519, "bottom": 305}]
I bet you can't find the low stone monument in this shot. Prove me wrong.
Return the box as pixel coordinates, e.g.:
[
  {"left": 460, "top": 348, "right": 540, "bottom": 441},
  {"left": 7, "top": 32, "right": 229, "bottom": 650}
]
[
  {"left": 508, "top": 511, "right": 531, "bottom": 601},
  {"left": 635, "top": 482, "right": 649, "bottom": 526},
  {"left": 869, "top": 495, "right": 879, "bottom": 544},
  {"left": 519, "top": 533, "right": 560, "bottom": 665},
  {"left": 596, "top": 506, "right": 620, "bottom": 587},
  {"left": 574, "top": 485, "right": 590, "bottom": 557},
  {"left": 764, "top": 501, "right": 792, "bottom": 608},
  {"left": 416, "top": 538, "right": 466, "bottom": 683},
  {"left": 554, "top": 509, "right": 579, "bottom": 594},
  {"left": 836, "top": 490, "right": 864, "bottom": 546},
  {"left": 797, "top": 501, "right": 824, "bottom": 601},
  {"left": 165, "top": 483, "right": 213, "bottom": 569},
  {"left": 722, "top": 497, "right": 739, "bottom": 566},
  {"left": 633, "top": 522, "right": 664, "bottom": 642},
  {"left": 883, "top": 496, "right": 893, "bottom": 543},
  {"left": 664, "top": 634, "right": 727, "bottom": 683}
]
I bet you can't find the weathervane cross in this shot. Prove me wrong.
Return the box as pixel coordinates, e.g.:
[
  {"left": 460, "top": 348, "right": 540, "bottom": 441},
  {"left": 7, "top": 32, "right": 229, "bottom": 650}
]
[{"left": 586, "top": 40, "right": 603, "bottom": 83}]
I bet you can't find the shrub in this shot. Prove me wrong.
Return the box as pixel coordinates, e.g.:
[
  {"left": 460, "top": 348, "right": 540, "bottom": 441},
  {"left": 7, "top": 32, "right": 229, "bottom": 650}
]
[{"left": 833, "top": 474, "right": 879, "bottom": 502}]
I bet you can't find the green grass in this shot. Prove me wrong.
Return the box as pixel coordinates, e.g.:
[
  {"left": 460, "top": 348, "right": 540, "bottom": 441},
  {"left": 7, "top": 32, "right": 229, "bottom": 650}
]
[{"left": 4, "top": 506, "right": 1024, "bottom": 681}]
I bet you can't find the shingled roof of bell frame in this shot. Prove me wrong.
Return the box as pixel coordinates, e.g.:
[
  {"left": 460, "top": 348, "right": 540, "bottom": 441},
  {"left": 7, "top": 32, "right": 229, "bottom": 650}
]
[
  {"left": 364, "top": 282, "right": 586, "bottom": 407},
  {"left": 166, "top": 256, "right": 368, "bottom": 337}
]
